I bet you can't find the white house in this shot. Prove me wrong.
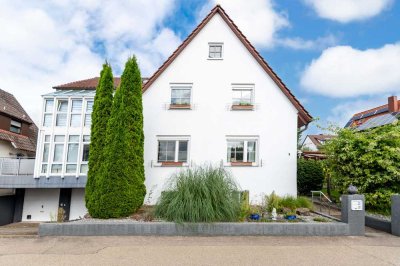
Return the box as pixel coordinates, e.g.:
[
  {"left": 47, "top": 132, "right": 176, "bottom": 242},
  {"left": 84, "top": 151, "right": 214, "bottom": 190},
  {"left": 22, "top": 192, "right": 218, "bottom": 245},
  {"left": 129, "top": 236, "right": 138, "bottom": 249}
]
[{"left": 0, "top": 5, "right": 312, "bottom": 222}]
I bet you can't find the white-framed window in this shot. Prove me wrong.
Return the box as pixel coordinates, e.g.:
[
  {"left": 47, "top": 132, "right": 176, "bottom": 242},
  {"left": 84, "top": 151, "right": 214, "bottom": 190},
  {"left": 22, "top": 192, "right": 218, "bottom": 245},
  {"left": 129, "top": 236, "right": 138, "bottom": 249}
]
[
  {"left": 41, "top": 135, "right": 51, "bottom": 174},
  {"left": 51, "top": 135, "right": 65, "bottom": 174},
  {"left": 226, "top": 137, "right": 258, "bottom": 165},
  {"left": 156, "top": 137, "right": 189, "bottom": 165},
  {"left": 170, "top": 84, "right": 192, "bottom": 106},
  {"left": 70, "top": 100, "right": 82, "bottom": 127},
  {"left": 56, "top": 99, "right": 68, "bottom": 127},
  {"left": 66, "top": 135, "right": 79, "bottom": 174},
  {"left": 10, "top": 120, "right": 21, "bottom": 134},
  {"left": 80, "top": 135, "right": 90, "bottom": 174},
  {"left": 232, "top": 85, "right": 254, "bottom": 106},
  {"left": 43, "top": 99, "right": 54, "bottom": 127},
  {"left": 209, "top": 42, "right": 223, "bottom": 59},
  {"left": 84, "top": 100, "right": 93, "bottom": 127}
]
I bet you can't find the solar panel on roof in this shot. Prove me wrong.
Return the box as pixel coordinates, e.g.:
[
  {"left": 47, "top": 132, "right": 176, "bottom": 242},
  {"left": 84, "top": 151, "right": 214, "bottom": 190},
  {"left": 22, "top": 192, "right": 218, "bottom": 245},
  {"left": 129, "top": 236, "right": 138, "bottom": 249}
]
[{"left": 357, "top": 113, "right": 398, "bottom": 131}]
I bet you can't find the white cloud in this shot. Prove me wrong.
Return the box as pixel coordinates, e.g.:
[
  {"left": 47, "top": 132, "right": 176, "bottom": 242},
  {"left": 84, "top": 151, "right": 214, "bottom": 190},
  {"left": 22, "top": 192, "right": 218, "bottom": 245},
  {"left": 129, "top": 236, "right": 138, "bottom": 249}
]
[
  {"left": 278, "top": 34, "right": 338, "bottom": 51},
  {"left": 303, "top": 0, "right": 393, "bottom": 23},
  {"left": 327, "top": 97, "right": 390, "bottom": 127},
  {"left": 202, "top": 0, "right": 289, "bottom": 48},
  {"left": 0, "top": 0, "right": 181, "bottom": 124},
  {"left": 300, "top": 44, "right": 400, "bottom": 98}
]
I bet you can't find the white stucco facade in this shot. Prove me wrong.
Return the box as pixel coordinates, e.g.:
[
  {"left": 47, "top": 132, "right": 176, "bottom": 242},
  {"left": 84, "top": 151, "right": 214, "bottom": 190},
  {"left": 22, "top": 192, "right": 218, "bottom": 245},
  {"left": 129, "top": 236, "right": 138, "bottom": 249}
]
[
  {"left": 143, "top": 14, "right": 299, "bottom": 203},
  {"left": 22, "top": 189, "right": 60, "bottom": 221}
]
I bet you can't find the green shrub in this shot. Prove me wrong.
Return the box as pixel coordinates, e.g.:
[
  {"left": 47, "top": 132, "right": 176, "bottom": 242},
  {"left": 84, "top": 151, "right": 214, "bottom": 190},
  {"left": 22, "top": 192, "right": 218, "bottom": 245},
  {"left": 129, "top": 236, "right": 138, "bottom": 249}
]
[
  {"left": 154, "top": 165, "right": 241, "bottom": 222},
  {"left": 297, "top": 159, "right": 324, "bottom": 195},
  {"left": 324, "top": 124, "right": 400, "bottom": 213}
]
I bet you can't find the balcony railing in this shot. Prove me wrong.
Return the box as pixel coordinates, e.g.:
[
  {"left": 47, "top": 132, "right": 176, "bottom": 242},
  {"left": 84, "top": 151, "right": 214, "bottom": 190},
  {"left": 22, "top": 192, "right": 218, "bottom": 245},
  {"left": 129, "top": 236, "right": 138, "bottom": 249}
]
[{"left": 0, "top": 157, "right": 35, "bottom": 176}]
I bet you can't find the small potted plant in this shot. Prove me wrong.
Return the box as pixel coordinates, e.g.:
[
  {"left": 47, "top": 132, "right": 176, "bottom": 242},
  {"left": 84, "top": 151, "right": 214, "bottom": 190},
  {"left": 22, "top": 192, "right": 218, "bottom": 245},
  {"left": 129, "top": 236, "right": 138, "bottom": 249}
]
[
  {"left": 249, "top": 206, "right": 261, "bottom": 221},
  {"left": 284, "top": 210, "right": 297, "bottom": 220}
]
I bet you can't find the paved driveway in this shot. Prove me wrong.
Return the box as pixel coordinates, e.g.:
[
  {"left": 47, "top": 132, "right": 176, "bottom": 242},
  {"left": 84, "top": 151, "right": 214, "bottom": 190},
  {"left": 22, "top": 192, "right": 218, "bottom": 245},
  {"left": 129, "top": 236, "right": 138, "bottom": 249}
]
[{"left": 0, "top": 225, "right": 399, "bottom": 265}]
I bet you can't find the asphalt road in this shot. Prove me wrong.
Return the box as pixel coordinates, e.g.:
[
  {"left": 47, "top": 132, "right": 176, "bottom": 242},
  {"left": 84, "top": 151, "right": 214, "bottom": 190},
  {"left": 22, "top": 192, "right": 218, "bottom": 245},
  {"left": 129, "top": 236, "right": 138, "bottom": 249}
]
[{"left": 0, "top": 227, "right": 399, "bottom": 266}]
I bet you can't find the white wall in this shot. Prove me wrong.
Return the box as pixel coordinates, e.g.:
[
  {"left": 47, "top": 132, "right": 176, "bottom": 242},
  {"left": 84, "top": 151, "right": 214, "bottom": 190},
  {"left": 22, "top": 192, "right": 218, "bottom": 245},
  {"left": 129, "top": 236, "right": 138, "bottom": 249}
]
[
  {"left": 22, "top": 189, "right": 60, "bottom": 221},
  {"left": 143, "top": 13, "right": 299, "bottom": 203},
  {"left": 69, "top": 188, "right": 87, "bottom": 220}
]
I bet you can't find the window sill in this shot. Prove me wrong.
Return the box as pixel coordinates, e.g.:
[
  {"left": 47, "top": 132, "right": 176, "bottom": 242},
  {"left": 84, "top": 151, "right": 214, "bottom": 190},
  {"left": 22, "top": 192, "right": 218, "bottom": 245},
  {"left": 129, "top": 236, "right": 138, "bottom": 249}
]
[
  {"left": 231, "top": 105, "right": 254, "bottom": 111},
  {"left": 229, "top": 162, "right": 255, "bottom": 167},
  {"left": 207, "top": 58, "right": 223, "bottom": 60},
  {"left": 157, "top": 161, "right": 187, "bottom": 167},
  {"left": 169, "top": 104, "right": 191, "bottom": 110}
]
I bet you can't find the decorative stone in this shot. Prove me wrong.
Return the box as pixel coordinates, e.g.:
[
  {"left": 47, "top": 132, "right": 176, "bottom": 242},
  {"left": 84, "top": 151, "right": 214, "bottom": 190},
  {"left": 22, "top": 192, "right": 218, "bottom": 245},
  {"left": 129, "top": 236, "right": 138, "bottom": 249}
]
[
  {"left": 347, "top": 185, "right": 358, "bottom": 195},
  {"left": 296, "top": 208, "right": 310, "bottom": 216}
]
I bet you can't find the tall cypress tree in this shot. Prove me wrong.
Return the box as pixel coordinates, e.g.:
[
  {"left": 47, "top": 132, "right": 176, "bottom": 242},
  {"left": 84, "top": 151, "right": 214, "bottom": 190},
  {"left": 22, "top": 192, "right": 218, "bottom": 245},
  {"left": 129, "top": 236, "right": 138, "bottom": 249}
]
[
  {"left": 97, "top": 56, "right": 146, "bottom": 218},
  {"left": 85, "top": 63, "right": 114, "bottom": 217}
]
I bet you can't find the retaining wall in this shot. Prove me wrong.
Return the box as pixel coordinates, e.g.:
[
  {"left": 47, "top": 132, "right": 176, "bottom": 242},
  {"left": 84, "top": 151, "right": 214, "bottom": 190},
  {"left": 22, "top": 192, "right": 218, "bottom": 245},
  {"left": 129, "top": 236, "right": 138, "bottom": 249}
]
[{"left": 39, "top": 222, "right": 350, "bottom": 237}]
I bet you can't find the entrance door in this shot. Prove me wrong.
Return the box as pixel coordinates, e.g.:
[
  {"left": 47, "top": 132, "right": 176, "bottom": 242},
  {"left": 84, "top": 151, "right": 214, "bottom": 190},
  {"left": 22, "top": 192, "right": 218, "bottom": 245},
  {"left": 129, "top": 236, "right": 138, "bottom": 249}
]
[{"left": 58, "top": 188, "right": 72, "bottom": 221}]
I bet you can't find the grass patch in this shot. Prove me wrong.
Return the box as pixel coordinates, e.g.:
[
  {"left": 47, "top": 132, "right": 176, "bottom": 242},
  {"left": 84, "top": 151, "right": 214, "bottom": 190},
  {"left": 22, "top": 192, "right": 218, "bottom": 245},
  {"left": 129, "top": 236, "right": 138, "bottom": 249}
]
[{"left": 313, "top": 217, "right": 330, "bottom": 223}]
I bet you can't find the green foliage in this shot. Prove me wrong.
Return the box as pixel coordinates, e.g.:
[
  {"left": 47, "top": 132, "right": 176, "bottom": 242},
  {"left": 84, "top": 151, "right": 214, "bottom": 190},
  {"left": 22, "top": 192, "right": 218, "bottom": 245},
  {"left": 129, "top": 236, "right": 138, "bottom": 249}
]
[
  {"left": 324, "top": 123, "right": 400, "bottom": 213},
  {"left": 154, "top": 165, "right": 241, "bottom": 223},
  {"left": 297, "top": 159, "right": 324, "bottom": 195},
  {"left": 96, "top": 56, "right": 146, "bottom": 218},
  {"left": 265, "top": 191, "right": 281, "bottom": 212},
  {"left": 85, "top": 63, "right": 114, "bottom": 217},
  {"left": 265, "top": 192, "right": 313, "bottom": 213}
]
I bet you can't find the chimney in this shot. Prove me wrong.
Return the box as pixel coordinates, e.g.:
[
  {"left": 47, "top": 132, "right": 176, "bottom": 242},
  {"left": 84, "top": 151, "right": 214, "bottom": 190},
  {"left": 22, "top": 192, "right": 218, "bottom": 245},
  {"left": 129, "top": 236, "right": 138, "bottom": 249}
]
[{"left": 388, "top": 96, "right": 398, "bottom": 112}]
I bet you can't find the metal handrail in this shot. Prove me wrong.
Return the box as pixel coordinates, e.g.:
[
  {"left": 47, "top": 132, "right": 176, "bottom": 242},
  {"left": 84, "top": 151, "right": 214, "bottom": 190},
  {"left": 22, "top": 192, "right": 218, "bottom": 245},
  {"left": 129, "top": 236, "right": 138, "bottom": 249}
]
[{"left": 311, "top": 191, "right": 333, "bottom": 215}]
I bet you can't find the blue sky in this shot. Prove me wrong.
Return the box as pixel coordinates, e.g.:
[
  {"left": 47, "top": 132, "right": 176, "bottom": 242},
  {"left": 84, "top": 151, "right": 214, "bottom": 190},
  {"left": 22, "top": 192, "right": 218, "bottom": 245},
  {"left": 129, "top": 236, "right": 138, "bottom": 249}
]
[{"left": 1, "top": 0, "right": 399, "bottom": 134}]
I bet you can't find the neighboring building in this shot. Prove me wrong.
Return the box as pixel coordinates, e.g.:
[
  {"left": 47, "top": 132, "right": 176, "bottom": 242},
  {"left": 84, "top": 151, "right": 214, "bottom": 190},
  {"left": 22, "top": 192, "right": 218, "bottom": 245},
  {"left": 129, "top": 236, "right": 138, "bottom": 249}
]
[
  {"left": 300, "top": 134, "right": 334, "bottom": 160},
  {"left": 0, "top": 89, "right": 37, "bottom": 158},
  {"left": 0, "top": 5, "right": 312, "bottom": 222},
  {"left": 301, "top": 134, "right": 334, "bottom": 152},
  {"left": 345, "top": 96, "right": 400, "bottom": 131},
  {"left": 0, "top": 89, "right": 37, "bottom": 225}
]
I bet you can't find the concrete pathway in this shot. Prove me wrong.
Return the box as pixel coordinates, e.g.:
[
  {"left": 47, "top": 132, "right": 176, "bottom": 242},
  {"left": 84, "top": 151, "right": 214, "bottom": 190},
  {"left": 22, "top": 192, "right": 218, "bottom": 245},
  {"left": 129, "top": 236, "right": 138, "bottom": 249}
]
[{"left": 0, "top": 225, "right": 399, "bottom": 266}]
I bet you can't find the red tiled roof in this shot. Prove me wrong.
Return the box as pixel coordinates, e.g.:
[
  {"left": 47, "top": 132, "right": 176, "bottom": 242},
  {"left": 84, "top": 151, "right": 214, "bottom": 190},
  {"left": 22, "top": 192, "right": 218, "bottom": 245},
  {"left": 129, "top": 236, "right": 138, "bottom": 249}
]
[
  {"left": 53, "top": 77, "right": 149, "bottom": 90},
  {"left": 142, "top": 5, "right": 312, "bottom": 127},
  {"left": 0, "top": 128, "right": 36, "bottom": 152},
  {"left": 0, "top": 89, "right": 34, "bottom": 124},
  {"left": 346, "top": 97, "right": 400, "bottom": 128}
]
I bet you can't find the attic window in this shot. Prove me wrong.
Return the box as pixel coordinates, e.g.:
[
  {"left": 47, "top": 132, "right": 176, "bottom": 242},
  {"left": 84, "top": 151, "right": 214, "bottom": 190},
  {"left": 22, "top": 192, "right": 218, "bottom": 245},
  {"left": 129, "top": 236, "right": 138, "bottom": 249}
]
[
  {"left": 10, "top": 120, "right": 21, "bottom": 134},
  {"left": 209, "top": 43, "right": 223, "bottom": 59}
]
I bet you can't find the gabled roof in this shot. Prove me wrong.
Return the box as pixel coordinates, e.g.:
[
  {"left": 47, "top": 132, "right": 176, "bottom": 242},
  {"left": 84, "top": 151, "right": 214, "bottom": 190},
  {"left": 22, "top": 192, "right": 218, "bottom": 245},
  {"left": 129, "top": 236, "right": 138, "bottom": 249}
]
[
  {"left": 0, "top": 89, "right": 34, "bottom": 124},
  {"left": 53, "top": 77, "right": 149, "bottom": 90},
  {"left": 142, "top": 5, "right": 312, "bottom": 127}
]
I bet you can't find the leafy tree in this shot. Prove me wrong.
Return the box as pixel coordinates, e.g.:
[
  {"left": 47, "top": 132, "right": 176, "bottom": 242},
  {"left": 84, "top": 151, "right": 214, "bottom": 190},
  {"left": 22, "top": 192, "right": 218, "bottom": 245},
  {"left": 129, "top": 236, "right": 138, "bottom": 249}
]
[
  {"left": 96, "top": 56, "right": 146, "bottom": 218},
  {"left": 297, "top": 159, "right": 324, "bottom": 195},
  {"left": 85, "top": 63, "right": 114, "bottom": 217},
  {"left": 324, "top": 123, "right": 400, "bottom": 213}
]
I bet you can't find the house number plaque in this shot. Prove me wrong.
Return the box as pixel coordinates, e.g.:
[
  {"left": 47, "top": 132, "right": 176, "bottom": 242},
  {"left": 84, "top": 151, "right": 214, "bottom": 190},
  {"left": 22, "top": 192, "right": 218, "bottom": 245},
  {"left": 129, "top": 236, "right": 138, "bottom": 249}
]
[{"left": 351, "top": 200, "right": 363, "bottom": 211}]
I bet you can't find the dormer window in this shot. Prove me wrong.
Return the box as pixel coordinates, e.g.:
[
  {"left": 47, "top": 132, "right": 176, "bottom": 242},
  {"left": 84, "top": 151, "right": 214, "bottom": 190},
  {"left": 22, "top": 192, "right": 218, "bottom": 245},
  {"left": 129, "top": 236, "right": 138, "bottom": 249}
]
[
  {"left": 209, "top": 43, "right": 223, "bottom": 59},
  {"left": 10, "top": 120, "right": 21, "bottom": 134}
]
